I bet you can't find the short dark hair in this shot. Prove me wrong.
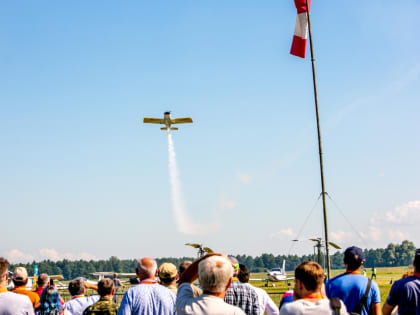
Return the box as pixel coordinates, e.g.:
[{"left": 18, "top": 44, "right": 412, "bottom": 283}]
[
  {"left": 178, "top": 261, "right": 192, "bottom": 275},
  {"left": 98, "top": 279, "right": 114, "bottom": 297},
  {"left": 414, "top": 249, "right": 420, "bottom": 272},
  {"left": 343, "top": 246, "right": 365, "bottom": 271},
  {"left": 295, "top": 261, "right": 324, "bottom": 291},
  {"left": 0, "top": 258, "right": 9, "bottom": 280},
  {"left": 37, "top": 273, "right": 49, "bottom": 287},
  {"left": 238, "top": 264, "right": 250, "bottom": 283},
  {"left": 68, "top": 278, "right": 84, "bottom": 296},
  {"left": 12, "top": 278, "right": 27, "bottom": 287}
]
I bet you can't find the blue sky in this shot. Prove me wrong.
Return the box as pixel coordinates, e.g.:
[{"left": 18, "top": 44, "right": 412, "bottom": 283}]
[{"left": 1, "top": 1, "right": 420, "bottom": 263}]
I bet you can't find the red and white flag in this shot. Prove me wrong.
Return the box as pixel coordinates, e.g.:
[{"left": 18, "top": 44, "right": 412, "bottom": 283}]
[{"left": 290, "top": 0, "right": 311, "bottom": 58}]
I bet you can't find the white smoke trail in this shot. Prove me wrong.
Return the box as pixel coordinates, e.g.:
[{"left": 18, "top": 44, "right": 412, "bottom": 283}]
[{"left": 167, "top": 131, "right": 216, "bottom": 234}]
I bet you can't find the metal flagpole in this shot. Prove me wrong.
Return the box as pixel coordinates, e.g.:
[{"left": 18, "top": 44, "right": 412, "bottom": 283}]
[{"left": 305, "top": 0, "right": 331, "bottom": 279}]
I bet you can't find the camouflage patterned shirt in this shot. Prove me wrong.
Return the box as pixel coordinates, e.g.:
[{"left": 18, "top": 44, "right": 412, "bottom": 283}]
[{"left": 82, "top": 297, "right": 119, "bottom": 315}]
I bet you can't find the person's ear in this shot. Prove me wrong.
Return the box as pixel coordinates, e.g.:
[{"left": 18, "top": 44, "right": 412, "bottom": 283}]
[
  {"left": 111, "top": 287, "right": 115, "bottom": 295},
  {"left": 225, "top": 277, "right": 232, "bottom": 291}
]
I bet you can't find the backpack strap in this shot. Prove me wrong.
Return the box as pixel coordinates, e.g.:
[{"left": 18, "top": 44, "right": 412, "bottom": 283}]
[
  {"left": 352, "top": 278, "right": 372, "bottom": 314},
  {"left": 329, "top": 297, "right": 342, "bottom": 315}
]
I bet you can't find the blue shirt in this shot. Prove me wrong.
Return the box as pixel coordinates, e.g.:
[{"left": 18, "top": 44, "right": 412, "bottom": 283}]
[
  {"left": 386, "top": 275, "right": 420, "bottom": 315},
  {"left": 117, "top": 283, "right": 176, "bottom": 315},
  {"left": 326, "top": 274, "right": 380, "bottom": 315}
]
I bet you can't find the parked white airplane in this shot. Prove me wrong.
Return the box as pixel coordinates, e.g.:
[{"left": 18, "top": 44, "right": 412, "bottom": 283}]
[
  {"left": 250, "top": 260, "right": 294, "bottom": 286},
  {"left": 143, "top": 111, "right": 193, "bottom": 131}
]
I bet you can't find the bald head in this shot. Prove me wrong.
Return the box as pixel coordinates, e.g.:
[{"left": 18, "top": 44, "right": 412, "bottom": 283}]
[
  {"left": 37, "top": 273, "right": 50, "bottom": 288},
  {"left": 136, "top": 258, "right": 158, "bottom": 280}
]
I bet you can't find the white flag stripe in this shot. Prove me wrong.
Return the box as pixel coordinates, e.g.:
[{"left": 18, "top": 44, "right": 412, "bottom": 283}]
[{"left": 294, "top": 12, "right": 308, "bottom": 39}]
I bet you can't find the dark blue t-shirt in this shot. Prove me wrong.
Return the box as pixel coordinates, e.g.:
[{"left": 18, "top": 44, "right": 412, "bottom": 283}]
[
  {"left": 386, "top": 275, "right": 420, "bottom": 315},
  {"left": 326, "top": 274, "right": 380, "bottom": 315}
]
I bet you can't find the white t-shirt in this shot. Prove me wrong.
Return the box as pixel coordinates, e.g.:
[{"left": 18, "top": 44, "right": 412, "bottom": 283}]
[
  {"left": 177, "top": 283, "right": 245, "bottom": 315},
  {"left": 279, "top": 298, "right": 347, "bottom": 315},
  {"left": 0, "top": 291, "right": 35, "bottom": 315}
]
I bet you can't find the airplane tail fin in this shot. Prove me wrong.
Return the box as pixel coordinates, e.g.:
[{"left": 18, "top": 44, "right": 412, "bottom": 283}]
[
  {"left": 282, "top": 260, "right": 286, "bottom": 275},
  {"left": 161, "top": 127, "right": 178, "bottom": 130}
]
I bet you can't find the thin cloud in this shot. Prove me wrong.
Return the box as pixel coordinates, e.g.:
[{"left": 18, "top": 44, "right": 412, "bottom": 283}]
[
  {"left": 39, "top": 248, "right": 98, "bottom": 261},
  {"left": 389, "top": 230, "right": 410, "bottom": 242},
  {"left": 330, "top": 230, "right": 353, "bottom": 244},
  {"left": 238, "top": 173, "right": 253, "bottom": 184},
  {"left": 382, "top": 200, "right": 420, "bottom": 225},
  {"left": 271, "top": 228, "right": 295, "bottom": 239},
  {"left": 220, "top": 200, "right": 240, "bottom": 211},
  {"left": 3, "top": 249, "right": 34, "bottom": 263}
]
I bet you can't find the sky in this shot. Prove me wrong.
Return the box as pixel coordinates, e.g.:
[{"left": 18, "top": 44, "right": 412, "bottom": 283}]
[{"left": 1, "top": 1, "right": 420, "bottom": 263}]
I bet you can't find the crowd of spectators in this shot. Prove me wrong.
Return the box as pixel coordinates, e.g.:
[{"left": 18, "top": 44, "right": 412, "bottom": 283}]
[{"left": 0, "top": 246, "right": 419, "bottom": 315}]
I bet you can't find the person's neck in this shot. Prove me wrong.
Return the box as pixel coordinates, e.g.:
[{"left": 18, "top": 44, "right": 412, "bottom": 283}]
[
  {"left": 139, "top": 276, "right": 156, "bottom": 282},
  {"left": 101, "top": 295, "right": 112, "bottom": 300},
  {"left": 162, "top": 281, "right": 176, "bottom": 287},
  {"left": 204, "top": 290, "right": 225, "bottom": 299},
  {"left": 302, "top": 289, "right": 323, "bottom": 300},
  {"left": 0, "top": 282, "right": 7, "bottom": 291},
  {"left": 346, "top": 267, "right": 362, "bottom": 274}
]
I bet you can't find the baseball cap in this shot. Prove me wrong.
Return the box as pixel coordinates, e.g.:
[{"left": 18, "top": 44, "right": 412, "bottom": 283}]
[
  {"left": 12, "top": 267, "right": 28, "bottom": 281},
  {"left": 158, "top": 263, "right": 177, "bottom": 280},
  {"left": 344, "top": 246, "right": 365, "bottom": 270}
]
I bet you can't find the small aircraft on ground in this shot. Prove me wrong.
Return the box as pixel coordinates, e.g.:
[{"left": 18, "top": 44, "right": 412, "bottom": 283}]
[
  {"left": 250, "top": 260, "right": 294, "bottom": 287},
  {"left": 143, "top": 111, "right": 193, "bottom": 131}
]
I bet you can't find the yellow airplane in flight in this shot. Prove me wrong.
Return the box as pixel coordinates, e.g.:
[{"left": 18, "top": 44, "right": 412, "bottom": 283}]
[{"left": 143, "top": 111, "right": 193, "bottom": 131}]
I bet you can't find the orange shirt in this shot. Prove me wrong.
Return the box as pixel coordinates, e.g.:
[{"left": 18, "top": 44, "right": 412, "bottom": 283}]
[{"left": 12, "top": 286, "right": 40, "bottom": 309}]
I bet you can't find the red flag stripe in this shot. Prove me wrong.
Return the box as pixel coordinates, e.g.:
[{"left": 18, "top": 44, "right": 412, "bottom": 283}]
[
  {"left": 294, "top": 0, "right": 310, "bottom": 14},
  {"left": 290, "top": 36, "right": 307, "bottom": 58},
  {"left": 290, "top": 0, "right": 310, "bottom": 58}
]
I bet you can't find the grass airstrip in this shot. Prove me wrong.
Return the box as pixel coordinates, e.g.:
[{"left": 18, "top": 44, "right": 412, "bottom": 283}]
[{"left": 60, "top": 266, "right": 412, "bottom": 307}]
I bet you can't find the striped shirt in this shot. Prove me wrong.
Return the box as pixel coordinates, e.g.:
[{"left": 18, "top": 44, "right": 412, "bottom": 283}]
[{"left": 225, "top": 280, "right": 260, "bottom": 315}]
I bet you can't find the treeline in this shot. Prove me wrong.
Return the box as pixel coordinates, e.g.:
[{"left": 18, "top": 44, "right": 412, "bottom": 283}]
[
  {"left": 237, "top": 240, "right": 416, "bottom": 272},
  {"left": 10, "top": 241, "right": 416, "bottom": 280}
]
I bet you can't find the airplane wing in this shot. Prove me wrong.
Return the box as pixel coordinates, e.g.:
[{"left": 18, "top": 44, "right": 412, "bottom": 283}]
[
  {"left": 171, "top": 117, "right": 193, "bottom": 124},
  {"left": 117, "top": 273, "right": 136, "bottom": 278},
  {"left": 143, "top": 118, "right": 164, "bottom": 124},
  {"left": 91, "top": 272, "right": 114, "bottom": 277}
]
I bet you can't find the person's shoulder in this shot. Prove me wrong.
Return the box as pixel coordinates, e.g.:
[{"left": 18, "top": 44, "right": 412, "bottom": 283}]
[
  {"left": 328, "top": 273, "right": 347, "bottom": 285},
  {"left": 222, "top": 301, "right": 246, "bottom": 314},
  {"left": 2, "top": 291, "right": 32, "bottom": 303},
  {"left": 279, "top": 299, "right": 303, "bottom": 315},
  {"left": 392, "top": 275, "right": 420, "bottom": 290}
]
